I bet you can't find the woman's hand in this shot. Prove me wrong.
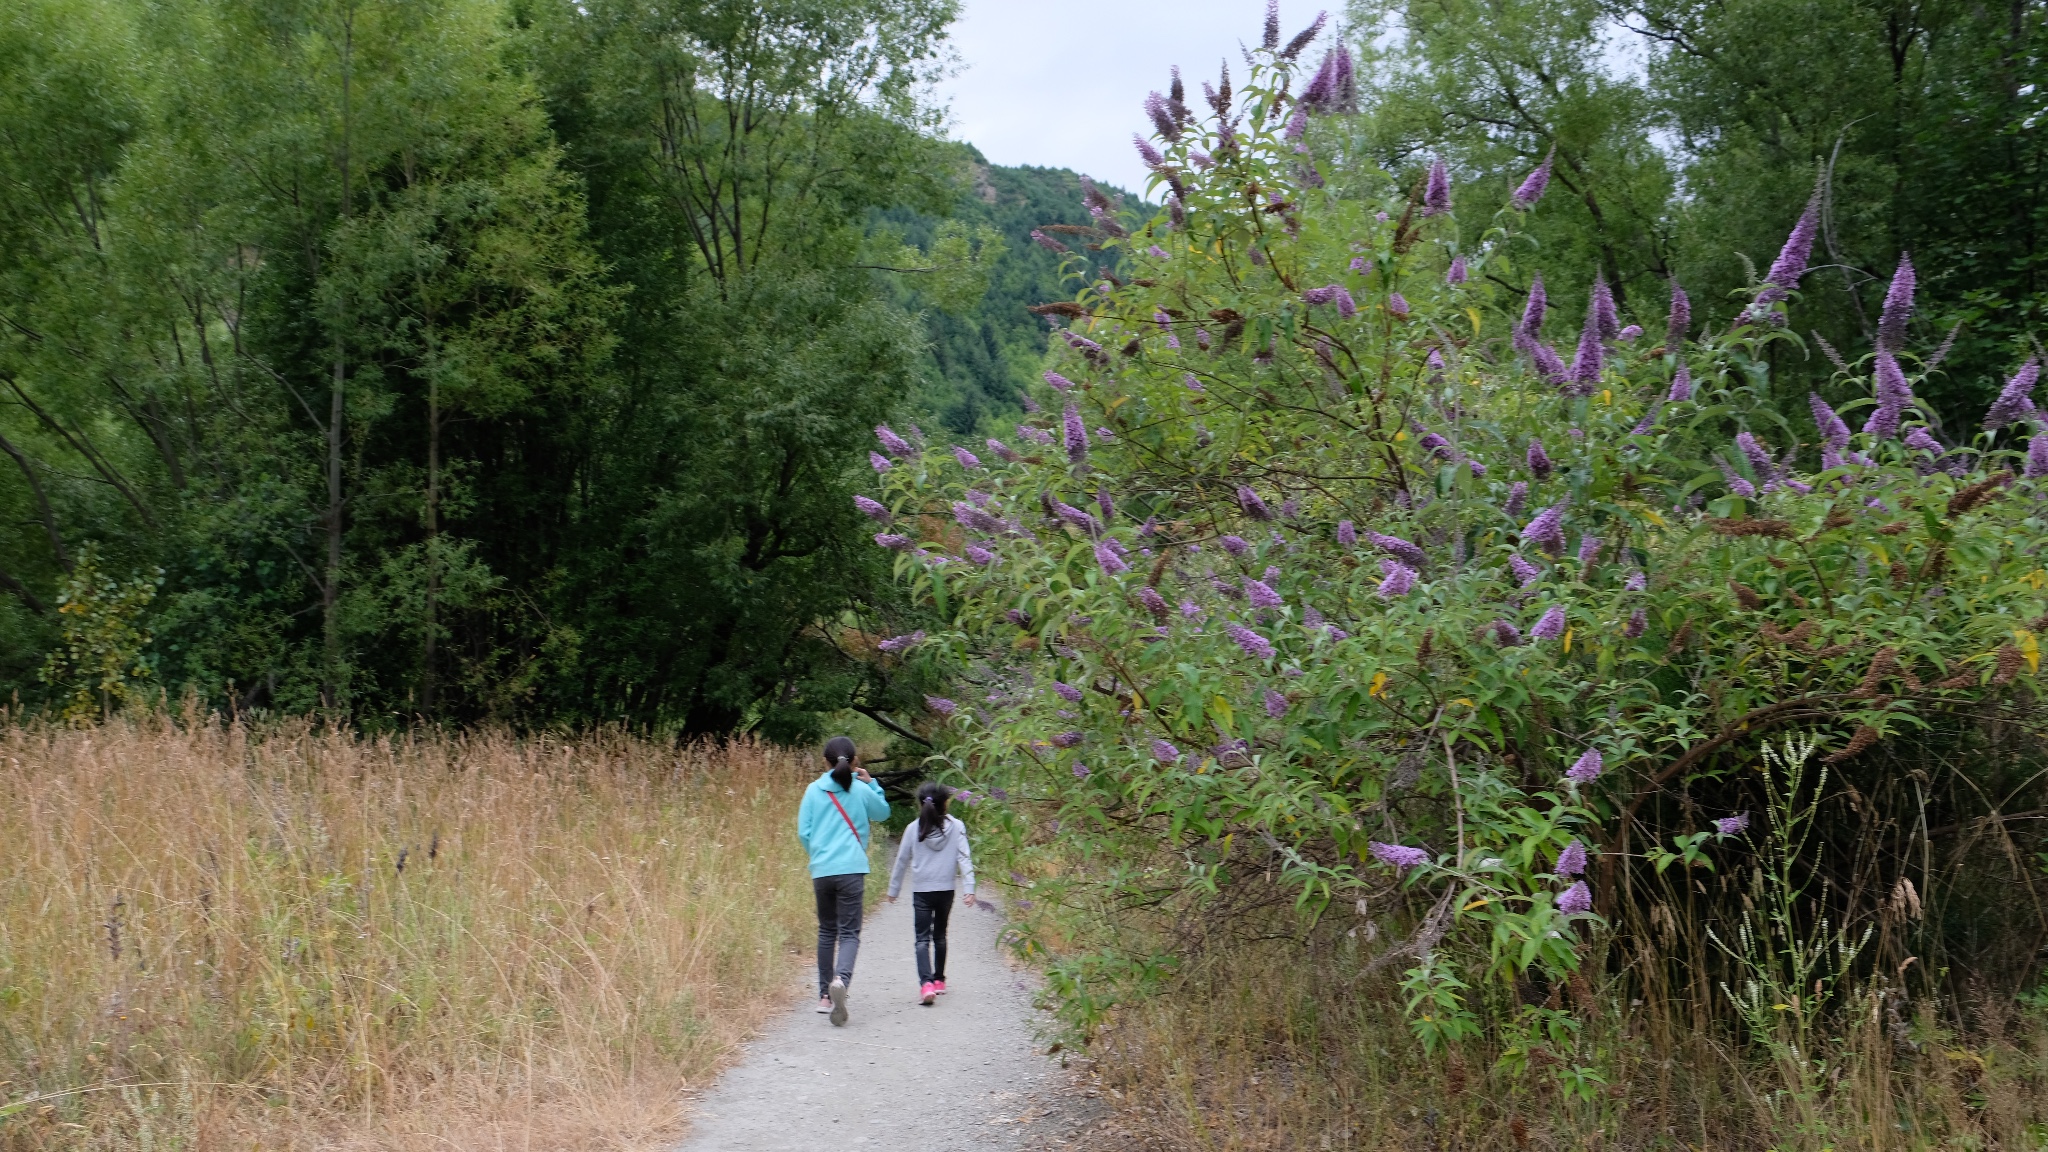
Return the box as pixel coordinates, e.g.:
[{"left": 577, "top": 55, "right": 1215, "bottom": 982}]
[
  {"left": 963, "top": 892, "right": 976, "bottom": 907},
  {"left": 886, "top": 894, "right": 897, "bottom": 904},
  {"left": 854, "top": 766, "right": 873, "bottom": 784}
]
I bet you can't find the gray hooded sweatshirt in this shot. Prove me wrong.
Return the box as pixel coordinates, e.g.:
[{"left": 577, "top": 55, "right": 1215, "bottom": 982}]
[{"left": 888, "top": 814, "right": 976, "bottom": 897}]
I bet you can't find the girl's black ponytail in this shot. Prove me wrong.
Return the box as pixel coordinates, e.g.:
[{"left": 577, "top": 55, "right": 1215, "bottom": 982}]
[
  {"left": 824, "top": 735, "right": 858, "bottom": 790},
  {"left": 915, "top": 781, "right": 951, "bottom": 841}
]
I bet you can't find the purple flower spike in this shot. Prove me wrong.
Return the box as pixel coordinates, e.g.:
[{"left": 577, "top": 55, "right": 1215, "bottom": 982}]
[
  {"left": 1878, "top": 252, "right": 1915, "bottom": 353},
  {"left": 1369, "top": 842, "right": 1431, "bottom": 872},
  {"left": 1044, "top": 370, "right": 1075, "bottom": 393},
  {"left": 1532, "top": 604, "right": 1567, "bottom": 640},
  {"left": 1863, "top": 351, "right": 1912, "bottom": 440},
  {"left": 965, "top": 544, "right": 995, "bottom": 566},
  {"left": 953, "top": 445, "right": 982, "bottom": 470},
  {"left": 1095, "top": 542, "right": 1130, "bottom": 574},
  {"left": 1618, "top": 324, "right": 1643, "bottom": 342},
  {"left": 1422, "top": 158, "right": 1451, "bottom": 215},
  {"left": 1469, "top": 458, "right": 1489, "bottom": 478},
  {"left": 1388, "top": 293, "right": 1411, "bottom": 318},
  {"left": 1369, "top": 532, "right": 1428, "bottom": 568},
  {"left": 1337, "top": 519, "right": 1357, "bottom": 547},
  {"left": 876, "top": 425, "right": 913, "bottom": 458},
  {"left": 1577, "top": 534, "right": 1603, "bottom": 566},
  {"left": 1072, "top": 762, "right": 1091, "bottom": 779},
  {"left": 1625, "top": 571, "right": 1647, "bottom": 592},
  {"left": 1985, "top": 359, "right": 2040, "bottom": 431},
  {"left": 1244, "top": 577, "right": 1284, "bottom": 608},
  {"left": 1668, "top": 280, "right": 1691, "bottom": 340},
  {"left": 1762, "top": 188, "right": 1822, "bottom": 298},
  {"left": 1052, "top": 731, "right": 1082, "bottom": 749},
  {"left": 1505, "top": 481, "right": 1528, "bottom": 520},
  {"left": 1225, "top": 622, "right": 1275, "bottom": 660},
  {"left": 1625, "top": 607, "right": 1647, "bottom": 637},
  {"left": 1556, "top": 840, "right": 1587, "bottom": 876},
  {"left": 875, "top": 532, "right": 914, "bottom": 551},
  {"left": 1133, "top": 134, "right": 1165, "bottom": 170},
  {"left": 1031, "top": 229, "right": 1069, "bottom": 254},
  {"left": 1810, "top": 393, "right": 1851, "bottom": 449},
  {"left": 1591, "top": 276, "right": 1620, "bottom": 340},
  {"left": 2030, "top": 433, "right": 2048, "bottom": 479},
  {"left": 1533, "top": 342, "right": 1569, "bottom": 386},
  {"left": 1151, "top": 738, "right": 1180, "bottom": 764},
  {"left": 1055, "top": 681, "right": 1084, "bottom": 703},
  {"left": 1491, "top": 619, "right": 1524, "bottom": 647},
  {"left": 1237, "top": 486, "right": 1274, "bottom": 520},
  {"left": 1736, "top": 431, "right": 1775, "bottom": 475},
  {"left": 1377, "top": 558, "right": 1417, "bottom": 598},
  {"left": 1509, "top": 553, "right": 1542, "bottom": 587},
  {"left": 1418, "top": 431, "right": 1453, "bottom": 460},
  {"left": 1220, "top": 534, "right": 1250, "bottom": 557},
  {"left": 1053, "top": 501, "right": 1101, "bottom": 535},
  {"left": 1183, "top": 374, "right": 1205, "bottom": 393},
  {"left": 1714, "top": 812, "right": 1751, "bottom": 836},
  {"left": 1138, "top": 585, "right": 1170, "bottom": 619},
  {"left": 1447, "top": 256, "right": 1469, "bottom": 285},
  {"left": 1905, "top": 427, "right": 1943, "bottom": 455},
  {"left": 1264, "top": 688, "right": 1289, "bottom": 718},
  {"left": 854, "top": 495, "right": 892, "bottom": 523},
  {"left": 1510, "top": 148, "right": 1553, "bottom": 209},
  {"left": 1527, "top": 439, "right": 1554, "bottom": 480},
  {"left": 1519, "top": 273, "right": 1547, "bottom": 343},
  {"left": 1566, "top": 747, "right": 1602, "bottom": 784},
  {"left": 1719, "top": 460, "right": 1757, "bottom": 498},
  {"left": 870, "top": 451, "right": 892, "bottom": 473},
  {"left": 926, "top": 695, "right": 957, "bottom": 716},
  {"left": 1557, "top": 881, "right": 1593, "bottom": 914},
  {"left": 1063, "top": 402, "right": 1089, "bottom": 464},
  {"left": 1522, "top": 504, "right": 1567, "bottom": 556},
  {"left": 877, "top": 631, "right": 925, "bottom": 652},
  {"left": 1567, "top": 306, "right": 1604, "bottom": 394},
  {"left": 1667, "top": 363, "right": 1694, "bottom": 403}
]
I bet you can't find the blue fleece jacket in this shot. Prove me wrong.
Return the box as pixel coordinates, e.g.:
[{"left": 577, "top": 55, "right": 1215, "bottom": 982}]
[{"left": 797, "top": 772, "right": 891, "bottom": 878}]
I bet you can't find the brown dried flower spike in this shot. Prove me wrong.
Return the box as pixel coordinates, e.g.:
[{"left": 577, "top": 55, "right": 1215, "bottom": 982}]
[
  {"left": 1824, "top": 724, "right": 1882, "bottom": 764},
  {"left": 1708, "top": 517, "right": 1794, "bottom": 539}
]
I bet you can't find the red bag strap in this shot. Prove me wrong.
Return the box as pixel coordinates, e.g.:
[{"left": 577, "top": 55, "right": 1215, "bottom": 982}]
[{"left": 826, "top": 788, "right": 864, "bottom": 847}]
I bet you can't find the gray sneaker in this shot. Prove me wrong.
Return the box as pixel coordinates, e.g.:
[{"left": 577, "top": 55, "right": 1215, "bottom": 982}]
[
  {"left": 828, "top": 978, "right": 849, "bottom": 1026},
  {"left": 816, "top": 994, "right": 832, "bottom": 1014}
]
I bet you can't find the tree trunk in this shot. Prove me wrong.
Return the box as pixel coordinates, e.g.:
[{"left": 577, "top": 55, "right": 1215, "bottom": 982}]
[{"left": 322, "top": 3, "right": 354, "bottom": 712}]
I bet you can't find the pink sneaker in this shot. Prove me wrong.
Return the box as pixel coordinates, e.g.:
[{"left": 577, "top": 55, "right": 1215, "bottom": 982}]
[
  {"left": 919, "top": 982, "right": 937, "bottom": 1005},
  {"left": 933, "top": 980, "right": 948, "bottom": 995}
]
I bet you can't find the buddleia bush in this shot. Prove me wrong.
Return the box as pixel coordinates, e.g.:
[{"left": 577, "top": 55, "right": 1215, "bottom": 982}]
[{"left": 858, "top": 34, "right": 2048, "bottom": 1075}]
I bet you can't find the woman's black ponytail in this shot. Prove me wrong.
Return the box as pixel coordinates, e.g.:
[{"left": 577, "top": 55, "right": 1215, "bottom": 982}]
[
  {"left": 824, "top": 735, "right": 857, "bottom": 790},
  {"left": 915, "top": 781, "right": 951, "bottom": 841}
]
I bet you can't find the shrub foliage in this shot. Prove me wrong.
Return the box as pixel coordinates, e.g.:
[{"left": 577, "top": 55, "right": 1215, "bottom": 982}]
[{"left": 862, "top": 40, "right": 2048, "bottom": 1083}]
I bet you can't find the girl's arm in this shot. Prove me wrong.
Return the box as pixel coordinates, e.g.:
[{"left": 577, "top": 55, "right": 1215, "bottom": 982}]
[
  {"left": 887, "top": 828, "right": 913, "bottom": 899},
  {"left": 860, "top": 777, "right": 891, "bottom": 820},
  {"left": 955, "top": 817, "right": 976, "bottom": 895}
]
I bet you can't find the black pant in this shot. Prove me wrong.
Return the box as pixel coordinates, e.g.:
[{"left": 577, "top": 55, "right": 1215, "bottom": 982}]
[
  {"left": 813, "top": 873, "right": 864, "bottom": 995},
  {"left": 913, "top": 890, "right": 954, "bottom": 984}
]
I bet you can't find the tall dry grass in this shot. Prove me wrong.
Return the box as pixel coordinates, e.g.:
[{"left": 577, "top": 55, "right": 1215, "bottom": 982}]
[
  {"left": 0, "top": 717, "right": 819, "bottom": 1149},
  {"left": 1074, "top": 929, "right": 2048, "bottom": 1152}
]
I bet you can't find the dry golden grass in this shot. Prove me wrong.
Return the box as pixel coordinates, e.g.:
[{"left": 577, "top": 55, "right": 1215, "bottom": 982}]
[
  {"left": 1073, "top": 933, "right": 2048, "bottom": 1152},
  {"left": 0, "top": 717, "right": 819, "bottom": 1149}
]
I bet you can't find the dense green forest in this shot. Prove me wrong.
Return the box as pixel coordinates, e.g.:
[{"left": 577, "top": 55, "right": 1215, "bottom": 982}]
[{"left": 0, "top": 0, "right": 2040, "bottom": 739}]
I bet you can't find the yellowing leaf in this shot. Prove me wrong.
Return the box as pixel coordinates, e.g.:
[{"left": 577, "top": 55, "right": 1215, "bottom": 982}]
[
  {"left": 1463, "top": 897, "right": 1491, "bottom": 911},
  {"left": 1464, "top": 307, "right": 1482, "bottom": 336},
  {"left": 1105, "top": 394, "right": 1130, "bottom": 412},
  {"left": 1211, "top": 694, "right": 1235, "bottom": 730},
  {"left": 1394, "top": 430, "right": 1408, "bottom": 442},
  {"left": 1369, "top": 671, "right": 1389, "bottom": 698},
  {"left": 1600, "top": 389, "right": 1612, "bottom": 405},
  {"left": 2017, "top": 629, "right": 2040, "bottom": 673},
  {"left": 1563, "top": 627, "right": 1573, "bottom": 654},
  {"left": 1642, "top": 509, "right": 1667, "bottom": 527},
  {"left": 2029, "top": 569, "right": 2046, "bottom": 590}
]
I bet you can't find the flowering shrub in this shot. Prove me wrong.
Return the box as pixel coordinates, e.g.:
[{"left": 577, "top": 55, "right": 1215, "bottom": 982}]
[{"left": 860, "top": 39, "right": 2047, "bottom": 1074}]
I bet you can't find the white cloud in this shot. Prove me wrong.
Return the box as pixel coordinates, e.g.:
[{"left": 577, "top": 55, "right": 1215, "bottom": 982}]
[{"left": 933, "top": 0, "right": 1333, "bottom": 193}]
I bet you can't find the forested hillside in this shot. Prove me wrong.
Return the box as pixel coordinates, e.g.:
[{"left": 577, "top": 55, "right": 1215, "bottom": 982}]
[{"left": 875, "top": 151, "right": 1135, "bottom": 436}]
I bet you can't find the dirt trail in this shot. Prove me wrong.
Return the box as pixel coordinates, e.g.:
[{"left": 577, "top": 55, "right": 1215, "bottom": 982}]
[{"left": 672, "top": 845, "right": 1102, "bottom": 1151}]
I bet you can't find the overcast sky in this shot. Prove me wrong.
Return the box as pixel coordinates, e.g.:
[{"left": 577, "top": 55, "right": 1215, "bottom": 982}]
[{"left": 933, "top": 0, "right": 1331, "bottom": 195}]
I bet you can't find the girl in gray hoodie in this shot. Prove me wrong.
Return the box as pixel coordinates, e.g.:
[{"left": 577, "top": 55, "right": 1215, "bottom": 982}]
[{"left": 886, "top": 782, "right": 976, "bottom": 1005}]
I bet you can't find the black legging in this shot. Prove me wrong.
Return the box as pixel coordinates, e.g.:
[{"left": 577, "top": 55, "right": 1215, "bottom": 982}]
[
  {"left": 913, "top": 890, "right": 954, "bottom": 984},
  {"left": 813, "top": 874, "right": 864, "bottom": 995}
]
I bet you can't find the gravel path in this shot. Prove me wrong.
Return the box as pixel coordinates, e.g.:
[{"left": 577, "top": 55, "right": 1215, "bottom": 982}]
[{"left": 672, "top": 850, "right": 1103, "bottom": 1151}]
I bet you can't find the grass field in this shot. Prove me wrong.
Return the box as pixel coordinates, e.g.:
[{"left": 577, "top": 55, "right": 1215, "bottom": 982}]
[{"left": 0, "top": 717, "right": 819, "bottom": 1149}]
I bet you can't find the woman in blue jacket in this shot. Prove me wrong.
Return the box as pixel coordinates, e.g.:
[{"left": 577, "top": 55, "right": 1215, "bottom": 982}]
[{"left": 797, "top": 736, "right": 890, "bottom": 1025}]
